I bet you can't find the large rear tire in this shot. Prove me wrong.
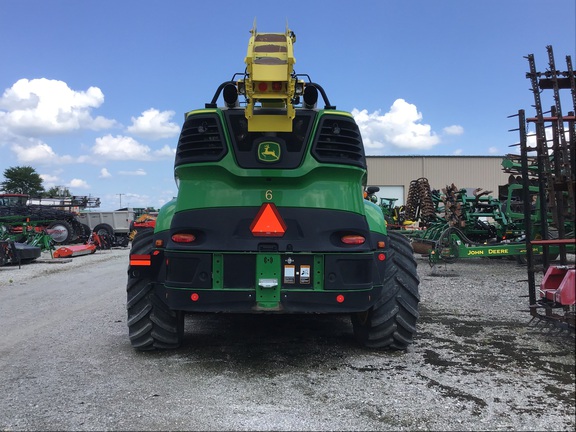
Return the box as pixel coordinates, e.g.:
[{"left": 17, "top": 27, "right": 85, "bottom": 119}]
[
  {"left": 77, "top": 222, "right": 91, "bottom": 241},
  {"left": 351, "top": 231, "right": 420, "bottom": 350},
  {"left": 46, "top": 220, "right": 74, "bottom": 244},
  {"left": 127, "top": 229, "right": 184, "bottom": 350},
  {"left": 93, "top": 223, "right": 113, "bottom": 237}
]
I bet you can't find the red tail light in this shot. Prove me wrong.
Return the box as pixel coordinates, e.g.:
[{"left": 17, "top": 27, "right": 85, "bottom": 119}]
[
  {"left": 341, "top": 235, "right": 365, "bottom": 245},
  {"left": 172, "top": 233, "right": 196, "bottom": 243}
]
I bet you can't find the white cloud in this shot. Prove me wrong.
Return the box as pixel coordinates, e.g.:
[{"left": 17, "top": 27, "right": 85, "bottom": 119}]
[
  {"left": 92, "top": 134, "right": 153, "bottom": 161},
  {"left": 91, "top": 134, "right": 175, "bottom": 162},
  {"left": 11, "top": 138, "right": 74, "bottom": 165},
  {"left": 0, "top": 78, "right": 118, "bottom": 136},
  {"left": 126, "top": 108, "right": 180, "bottom": 140},
  {"left": 39, "top": 172, "right": 89, "bottom": 191},
  {"left": 119, "top": 169, "right": 147, "bottom": 176},
  {"left": 352, "top": 99, "right": 440, "bottom": 155},
  {"left": 154, "top": 144, "right": 175, "bottom": 157},
  {"left": 443, "top": 125, "right": 464, "bottom": 135},
  {"left": 488, "top": 146, "right": 499, "bottom": 154},
  {"left": 68, "top": 178, "right": 90, "bottom": 189},
  {"left": 453, "top": 149, "right": 463, "bottom": 155},
  {"left": 12, "top": 140, "right": 57, "bottom": 163},
  {"left": 99, "top": 168, "right": 112, "bottom": 178},
  {"left": 40, "top": 173, "right": 60, "bottom": 188}
]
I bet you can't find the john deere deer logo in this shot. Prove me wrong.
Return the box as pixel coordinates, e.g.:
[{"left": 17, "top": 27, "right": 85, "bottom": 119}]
[{"left": 257, "top": 142, "right": 281, "bottom": 162}]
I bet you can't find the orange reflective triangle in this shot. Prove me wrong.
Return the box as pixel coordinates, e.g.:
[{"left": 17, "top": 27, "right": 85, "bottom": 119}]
[{"left": 250, "top": 203, "right": 286, "bottom": 237}]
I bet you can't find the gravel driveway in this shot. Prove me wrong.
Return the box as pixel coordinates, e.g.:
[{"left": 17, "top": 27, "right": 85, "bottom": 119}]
[{"left": 0, "top": 247, "right": 574, "bottom": 431}]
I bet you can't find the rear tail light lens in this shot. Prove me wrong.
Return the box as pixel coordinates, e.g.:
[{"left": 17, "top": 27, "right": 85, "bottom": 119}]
[
  {"left": 172, "top": 233, "right": 196, "bottom": 243},
  {"left": 341, "top": 235, "right": 365, "bottom": 245}
]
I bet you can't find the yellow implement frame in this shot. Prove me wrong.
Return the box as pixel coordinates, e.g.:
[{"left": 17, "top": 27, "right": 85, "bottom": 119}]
[{"left": 240, "top": 24, "right": 299, "bottom": 132}]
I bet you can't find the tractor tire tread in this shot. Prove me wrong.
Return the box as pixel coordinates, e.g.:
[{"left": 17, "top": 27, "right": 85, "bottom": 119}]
[
  {"left": 352, "top": 231, "right": 420, "bottom": 350},
  {"left": 126, "top": 229, "right": 183, "bottom": 351}
]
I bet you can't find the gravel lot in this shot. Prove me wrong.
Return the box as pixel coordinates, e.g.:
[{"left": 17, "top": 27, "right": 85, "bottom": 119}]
[
  {"left": 0, "top": 248, "right": 129, "bottom": 287},
  {"left": 0, "top": 246, "right": 574, "bottom": 431}
]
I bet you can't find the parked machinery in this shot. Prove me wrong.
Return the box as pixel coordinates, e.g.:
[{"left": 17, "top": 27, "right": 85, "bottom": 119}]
[
  {"left": 0, "top": 193, "right": 98, "bottom": 245},
  {"left": 408, "top": 178, "right": 549, "bottom": 263},
  {"left": 126, "top": 25, "right": 420, "bottom": 351},
  {"left": 0, "top": 239, "right": 41, "bottom": 267},
  {"left": 408, "top": 46, "right": 575, "bottom": 329},
  {"left": 128, "top": 210, "right": 158, "bottom": 242},
  {"left": 364, "top": 186, "right": 415, "bottom": 228},
  {"left": 403, "top": 177, "right": 438, "bottom": 228},
  {"left": 515, "top": 46, "right": 575, "bottom": 330}
]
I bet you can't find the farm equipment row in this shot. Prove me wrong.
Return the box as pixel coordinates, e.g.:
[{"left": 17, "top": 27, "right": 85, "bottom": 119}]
[
  {"left": 0, "top": 193, "right": 135, "bottom": 247},
  {"left": 0, "top": 197, "right": 153, "bottom": 266},
  {"left": 373, "top": 46, "right": 574, "bottom": 330},
  {"left": 0, "top": 218, "right": 54, "bottom": 265},
  {"left": 370, "top": 172, "right": 570, "bottom": 265},
  {"left": 52, "top": 231, "right": 113, "bottom": 258},
  {"left": 0, "top": 216, "right": 116, "bottom": 266},
  {"left": 0, "top": 193, "right": 96, "bottom": 245}
]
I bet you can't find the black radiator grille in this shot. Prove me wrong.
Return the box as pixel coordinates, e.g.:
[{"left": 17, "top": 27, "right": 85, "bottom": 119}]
[
  {"left": 175, "top": 114, "right": 227, "bottom": 165},
  {"left": 312, "top": 115, "right": 366, "bottom": 168}
]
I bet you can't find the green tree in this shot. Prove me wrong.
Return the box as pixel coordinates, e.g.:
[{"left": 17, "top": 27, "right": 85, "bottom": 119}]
[
  {"left": 44, "top": 186, "right": 71, "bottom": 198},
  {"left": 1, "top": 166, "right": 45, "bottom": 196}
]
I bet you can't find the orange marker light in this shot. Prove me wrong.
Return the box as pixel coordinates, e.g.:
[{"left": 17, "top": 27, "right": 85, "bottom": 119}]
[{"left": 130, "top": 254, "right": 151, "bottom": 266}]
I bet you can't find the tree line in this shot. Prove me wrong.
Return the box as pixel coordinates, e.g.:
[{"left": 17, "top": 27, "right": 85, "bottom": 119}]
[{"left": 0, "top": 166, "right": 72, "bottom": 197}]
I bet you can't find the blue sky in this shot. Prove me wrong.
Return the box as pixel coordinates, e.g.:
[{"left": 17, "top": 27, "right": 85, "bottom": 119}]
[{"left": 0, "top": 0, "right": 574, "bottom": 210}]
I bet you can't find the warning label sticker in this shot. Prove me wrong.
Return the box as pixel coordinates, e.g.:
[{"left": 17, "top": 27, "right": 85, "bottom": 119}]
[
  {"left": 284, "top": 265, "right": 295, "bottom": 284},
  {"left": 299, "top": 265, "right": 310, "bottom": 284}
]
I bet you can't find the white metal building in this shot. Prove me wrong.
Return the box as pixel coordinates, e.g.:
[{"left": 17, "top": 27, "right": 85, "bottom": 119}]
[{"left": 366, "top": 156, "right": 512, "bottom": 205}]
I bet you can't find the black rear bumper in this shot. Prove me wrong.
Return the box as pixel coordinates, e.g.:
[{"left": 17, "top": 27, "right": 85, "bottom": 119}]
[
  {"left": 139, "top": 212, "right": 391, "bottom": 313},
  {"left": 158, "top": 283, "right": 384, "bottom": 313}
]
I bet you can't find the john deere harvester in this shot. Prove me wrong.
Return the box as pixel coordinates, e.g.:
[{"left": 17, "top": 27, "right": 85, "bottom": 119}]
[{"left": 126, "top": 25, "right": 420, "bottom": 351}]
